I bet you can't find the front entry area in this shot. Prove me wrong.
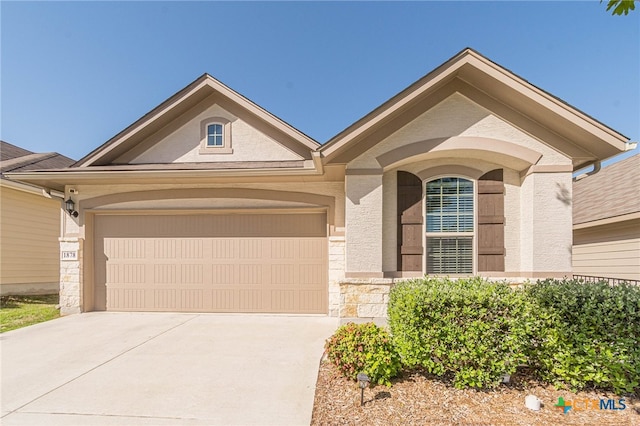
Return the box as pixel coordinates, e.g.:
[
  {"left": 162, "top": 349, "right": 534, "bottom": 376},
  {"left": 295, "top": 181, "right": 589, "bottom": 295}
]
[{"left": 93, "top": 212, "right": 328, "bottom": 313}]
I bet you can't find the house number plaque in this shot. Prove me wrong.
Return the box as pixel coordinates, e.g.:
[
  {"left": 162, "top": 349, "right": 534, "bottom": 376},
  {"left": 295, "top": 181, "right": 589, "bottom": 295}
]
[{"left": 61, "top": 251, "right": 78, "bottom": 261}]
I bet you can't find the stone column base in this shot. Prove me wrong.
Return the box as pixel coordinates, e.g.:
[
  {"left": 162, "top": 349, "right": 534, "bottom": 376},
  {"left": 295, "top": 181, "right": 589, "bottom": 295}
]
[{"left": 339, "top": 278, "right": 397, "bottom": 321}]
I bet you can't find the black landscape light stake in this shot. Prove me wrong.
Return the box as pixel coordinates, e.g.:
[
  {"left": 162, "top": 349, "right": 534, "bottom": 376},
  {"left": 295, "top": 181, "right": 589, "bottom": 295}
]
[{"left": 357, "top": 373, "right": 370, "bottom": 407}]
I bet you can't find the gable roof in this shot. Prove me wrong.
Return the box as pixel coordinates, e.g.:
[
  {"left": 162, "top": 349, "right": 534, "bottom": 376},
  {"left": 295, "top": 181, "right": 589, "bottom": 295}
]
[
  {"left": 573, "top": 154, "right": 640, "bottom": 226},
  {"left": 320, "top": 48, "right": 631, "bottom": 170},
  {"left": 74, "top": 74, "right": 320, "bottom": 167},
  {"left": 1, "top": 140, "right": 33, "bottom": 161},
  {"left": 0, "top": 141, "right": 74, "bottom": 176}
]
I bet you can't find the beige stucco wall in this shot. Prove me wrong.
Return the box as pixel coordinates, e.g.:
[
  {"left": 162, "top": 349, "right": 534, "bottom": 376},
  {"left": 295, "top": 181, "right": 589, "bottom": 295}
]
[
  {"left": 128, "top": 104, "right": 302, "bottom": 164},
  {"left": 573, "top": 219, "right": 640, "bottom": 281},
  {"left": 345, "top": 92, "right": 574, "bottom": 277},
  {"left": 345, "top": 174, "right": 383, "bottom": 275},
  {"left": 381, "top": 171, "right": 397, "bottom": 272},
  {"left": 520, "top": 171, "right": 574, "bottom": 275},
  {"left": 68, "top": 182, "right": 345, "bottom": 229},
  {"left": 0, "top": 185, "right": 61, "bottom": 295},
  {"left": 328, "top": 236, "right": 346, "bottom": 316},
  {"left": 503, "top": 169, "right": 521, "bottom": 272}
]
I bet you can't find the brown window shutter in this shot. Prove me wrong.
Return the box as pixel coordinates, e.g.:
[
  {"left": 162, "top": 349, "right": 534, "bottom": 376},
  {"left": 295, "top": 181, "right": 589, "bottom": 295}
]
[
  {"left": 477, "top": 169, "right": 505, "bottom": 272},
  {"left": 397, "top": 171, "right": 423, "bottom": 271}
]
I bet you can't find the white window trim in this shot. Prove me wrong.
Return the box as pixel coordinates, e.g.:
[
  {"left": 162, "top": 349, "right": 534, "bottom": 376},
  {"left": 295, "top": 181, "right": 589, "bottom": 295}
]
[
  {"left": 206, "top": 123, "right": 224, "bottom": 147},
  {"left": 423, "top": 176, "right": 477, "bottom": 275},
  {"left": 199, "top": 117, "right": 233, "bottom": 154}
]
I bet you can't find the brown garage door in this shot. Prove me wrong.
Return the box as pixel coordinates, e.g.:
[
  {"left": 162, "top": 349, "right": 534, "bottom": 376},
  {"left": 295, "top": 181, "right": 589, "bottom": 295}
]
[{"left": 94, "top": 213, "right": 327, "bottom": 313}]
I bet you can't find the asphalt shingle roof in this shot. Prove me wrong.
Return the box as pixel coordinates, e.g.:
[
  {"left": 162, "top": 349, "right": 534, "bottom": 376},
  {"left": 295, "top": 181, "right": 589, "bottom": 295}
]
[
  {"left": 0, "top": 141, "right": 74, "bottom": 176},
  {"left": 573, "top": 154, "right": 640, "bottom": 225}
]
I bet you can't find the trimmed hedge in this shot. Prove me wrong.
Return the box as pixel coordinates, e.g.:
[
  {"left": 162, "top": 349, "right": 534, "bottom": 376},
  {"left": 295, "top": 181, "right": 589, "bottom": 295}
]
[
  {"left": 324, "top": 322, "right": 401, "bottom": 386},
  {"left": 326, "top": 277, "right": 639, "bottom": 394},
  {"left": 388, "top": 277, "right": 534, "bottom": 389},
  {"left": 526, "top": 278, "right": 640, "bottom": 394}
]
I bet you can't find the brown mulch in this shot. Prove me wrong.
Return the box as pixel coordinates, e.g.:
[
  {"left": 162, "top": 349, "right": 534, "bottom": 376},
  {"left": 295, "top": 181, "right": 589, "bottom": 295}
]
[{"left": 311, "top": 361, "right": 640, "bottom": 426}]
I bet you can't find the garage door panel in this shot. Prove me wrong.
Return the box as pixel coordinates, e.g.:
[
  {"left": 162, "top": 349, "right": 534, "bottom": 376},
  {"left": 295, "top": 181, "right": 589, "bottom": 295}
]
[
  {"left": 211, "top": 239, "right": 235, "bottom": 259},
  {"left": 299, "top": 240, "right": 325, "bottom": 259},
  {"left": 180, "top": 240, "right": 204, "bottom": 259},
  {"left": 300, "top": 264, "right": 325, "bottom": 285},
  {"left": 300, "top": 290, "right": 325, "bottom": 311},
  {"left": 95, "top": 213, "right": 327, "bottom": 313},
  {"left": 210, "top": 290, "right": 234, "bottom": 311},
  {"left": 180, "top": 264, "right": 204, "bottom": 284},
  {"left": 180, "top": 289, "right": 204, "bottom": 310},
  {"left": 211, "top": 264, "right": 234, "bottom": 285},
  {"left": 239, "top": 290, "right": 263, "bottom": 311},
  {"left": 107, "top": 264, "right": 145, "bottom": 284},
  {"left": 271, "top": 264, "right": 296, "bottom": 285},
  {"left": 154, "top": 264, "right": 176, "bottom": 284},
  {"left": 154, "top": 289, "right": 177, "bottom": 310},
  {"left": 271, "top": 291, "right": 295, "bottom": 312},
  {"left": 106, "top": 287, "right": 145, "bottom": 310}
]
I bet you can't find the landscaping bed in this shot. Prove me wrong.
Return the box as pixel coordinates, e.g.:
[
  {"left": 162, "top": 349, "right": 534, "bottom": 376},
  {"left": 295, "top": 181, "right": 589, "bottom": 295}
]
[
  {"left": 311, "top": 361, "right": 640, "bottom": 425},
  {"left": 0, "top": 294, "right": 60, "bottom": 333},
  {"left": 313, "top": 277, "right": 640, "bottom": 425}
]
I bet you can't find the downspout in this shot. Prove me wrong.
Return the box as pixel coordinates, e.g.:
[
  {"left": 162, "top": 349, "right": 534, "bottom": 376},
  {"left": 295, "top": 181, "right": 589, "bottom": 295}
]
[
  {"left": 573, "top": 141, "right": 638, "bottom": 182},
  {"left": 42, "top": 188, "right": 65, "bottom": 200},
  {"left": 573, "top": 161, "right": 601, "bottom": 182}
]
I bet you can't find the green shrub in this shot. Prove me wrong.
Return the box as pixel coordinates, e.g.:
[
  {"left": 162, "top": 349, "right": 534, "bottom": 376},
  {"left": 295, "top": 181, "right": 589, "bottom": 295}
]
[
  {"left": 324, "top": 322, "right": 401, "bottom": 386},
  {"left": 388, "top": 277, "right": 533, "bottom": 389},
  {"left": 526, "top": 278, "right": 640, "bottom": 394}
]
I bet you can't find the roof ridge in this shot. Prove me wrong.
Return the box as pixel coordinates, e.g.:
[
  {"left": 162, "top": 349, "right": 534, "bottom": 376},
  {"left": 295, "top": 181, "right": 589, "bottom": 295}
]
[{"left": 0, "top": 152, "right": 58, "bottom": 173}]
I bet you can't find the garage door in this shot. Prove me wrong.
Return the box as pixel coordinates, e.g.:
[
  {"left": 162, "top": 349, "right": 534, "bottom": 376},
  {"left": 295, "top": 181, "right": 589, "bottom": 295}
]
[{"left": 94, "top": 213, "right": 327, "bottom": 313}]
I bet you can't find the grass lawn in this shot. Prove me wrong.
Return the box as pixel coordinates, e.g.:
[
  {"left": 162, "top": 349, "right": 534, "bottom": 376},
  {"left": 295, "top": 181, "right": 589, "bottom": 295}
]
[{"left": 0, "top": 294, "right": 60, "bottom": 333}]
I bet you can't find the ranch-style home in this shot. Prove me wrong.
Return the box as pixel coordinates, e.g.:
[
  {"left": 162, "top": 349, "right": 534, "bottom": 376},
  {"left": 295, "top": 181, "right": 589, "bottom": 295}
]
[{"left": 8, "top": 48, "right": 634, "bottom": 318}]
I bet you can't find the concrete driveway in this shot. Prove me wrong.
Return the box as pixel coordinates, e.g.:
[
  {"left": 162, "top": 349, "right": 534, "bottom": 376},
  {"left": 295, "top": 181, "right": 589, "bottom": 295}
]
[{"left": 1, "top": 312, "right": 338, "bottom": 425}]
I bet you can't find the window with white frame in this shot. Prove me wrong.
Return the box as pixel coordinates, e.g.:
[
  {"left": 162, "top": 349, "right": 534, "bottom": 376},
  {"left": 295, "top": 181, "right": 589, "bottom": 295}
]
[
  {"left": 199, "top": 117, "right": 232, "bottom": 154},
  {"left": 206, "top": 123, "right": 224, "bottom": 147},
  {"left": 425, "top": 177, "right": 474, "bottom": 274}
]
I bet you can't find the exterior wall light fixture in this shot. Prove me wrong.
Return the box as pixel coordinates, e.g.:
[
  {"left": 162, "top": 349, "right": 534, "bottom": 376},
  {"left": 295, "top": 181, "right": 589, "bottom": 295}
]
[{"left": 65, "top": 199, "right": 78, "bottom": 217}]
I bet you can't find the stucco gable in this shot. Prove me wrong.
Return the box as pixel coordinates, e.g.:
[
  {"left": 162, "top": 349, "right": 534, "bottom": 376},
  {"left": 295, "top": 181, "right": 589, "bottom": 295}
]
[
  {"left": 321, "top": 48, "right": 631, "bottom": 169},
  {"left": 74, "top": 74, "right": 319, "bottom": 167},
  {"left": 115, "top": 103, "right": 303, "bottom": 164},
  {"left": 347, "top": 93, "right": 570, "bottom": 170}
]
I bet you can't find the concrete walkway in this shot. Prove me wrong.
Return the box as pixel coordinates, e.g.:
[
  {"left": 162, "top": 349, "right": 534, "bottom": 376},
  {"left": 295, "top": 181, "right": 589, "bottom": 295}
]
[{"left": 1, "top": 312, "right": 338, "bottom": 425}]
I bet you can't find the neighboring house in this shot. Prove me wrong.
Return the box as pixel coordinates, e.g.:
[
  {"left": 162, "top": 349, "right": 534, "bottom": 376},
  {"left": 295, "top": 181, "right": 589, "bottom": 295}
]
[
  {"left": 8, "top": 49, "right": 634, "bottom": 317},
  {"left": 572, "top": 154, "right": 640, "bottom": 282},
  {"left": 0, "top": 141, "right": 74, "bottom": 295}
]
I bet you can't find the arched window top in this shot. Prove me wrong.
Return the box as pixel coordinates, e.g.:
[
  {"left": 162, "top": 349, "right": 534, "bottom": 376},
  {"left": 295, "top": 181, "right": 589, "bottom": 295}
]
[{"left": 200, "top": 117, "right": 233, "bottom": 154}]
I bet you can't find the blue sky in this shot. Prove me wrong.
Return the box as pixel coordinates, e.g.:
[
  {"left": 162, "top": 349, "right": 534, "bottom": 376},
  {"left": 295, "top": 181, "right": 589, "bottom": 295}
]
[{"left": 1, "top": 1, "right": 638, "bottom": 166}]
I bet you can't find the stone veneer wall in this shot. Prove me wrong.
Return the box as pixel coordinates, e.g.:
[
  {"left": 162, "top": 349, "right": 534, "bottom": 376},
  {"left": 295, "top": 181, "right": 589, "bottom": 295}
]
[
  {"left": 59, "top": 237, "right": 82, "bottom": 315},
  {"left": 328, "top": 236, "right": 346, "bottom": 317},
  {"left": 339, "top": 279, "right": 396, "bottom": 319}
]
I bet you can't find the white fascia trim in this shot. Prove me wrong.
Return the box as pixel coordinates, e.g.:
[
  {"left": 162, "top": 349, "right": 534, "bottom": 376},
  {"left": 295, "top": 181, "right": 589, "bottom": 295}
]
[{"left": 0, "top": 178, "right": 60, "bottom": 197}]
